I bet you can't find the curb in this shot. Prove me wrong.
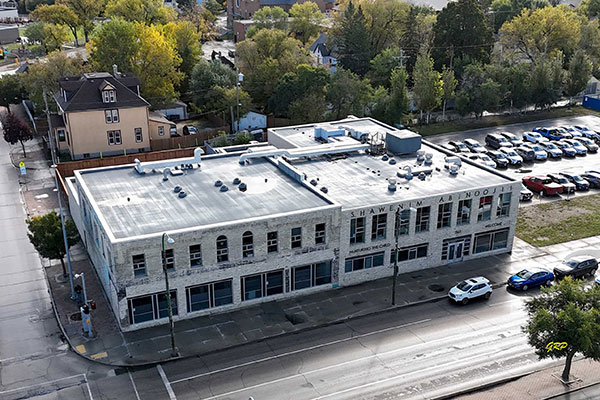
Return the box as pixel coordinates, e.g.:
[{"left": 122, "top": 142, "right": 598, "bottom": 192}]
[
  {"left": 541, "top": 380, "right": 600, "bottom": 400},
  {"left": 430, "top": 372, "right": 531, "bottom": 400}
]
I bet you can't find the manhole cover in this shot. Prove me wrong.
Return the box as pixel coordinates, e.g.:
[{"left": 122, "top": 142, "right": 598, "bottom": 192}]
[
  {"left": 285, "top": 313, "right": 307, "bottom": 325},
  {"left": 428, "top": 284, "right": 445, "bottom": 293},
  {"left": 70, "top": 312, "right": 82, "bottom": 321}
]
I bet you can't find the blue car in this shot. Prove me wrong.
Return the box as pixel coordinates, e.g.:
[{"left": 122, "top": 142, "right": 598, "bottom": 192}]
[
  {"left": 581, "top": 172, "right": 600, "bottom": 188},
  {"left": 507, "top": 268, "right": 554, "bottom": 291},
  {"left": 533, "top": 127, "right": 566, "bottom": 141}
]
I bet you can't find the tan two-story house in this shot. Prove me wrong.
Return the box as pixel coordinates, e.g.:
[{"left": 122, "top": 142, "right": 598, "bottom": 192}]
[{"left": 54, "top": 72, "right": 152, "bottom": 160}]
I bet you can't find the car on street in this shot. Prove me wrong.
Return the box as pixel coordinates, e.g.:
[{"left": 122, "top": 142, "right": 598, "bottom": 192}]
[
  {"left": 464, "top": 138, "right": 487, "bottom": 153},
  {"left": 507, "top": 268, "right": 554, "bottom": 291},
  {"left": 538, "top": 142, "right": 563, "bottom": 158},
  {"left": 574, "top": 137, "right": 599, "bottom": 153},
  {"left": 522, "top": 175, "right": 564, "bottom": 196},
  {"left": 485, "top": 133, "right": 513, "bottom": 149},
  {"left": 580, "top": 172, "right": 600, "bottom": 188},
  {"left": 499, "top": 148, "right": 523, "bottom": 165},
  {"left": 520, "top": 183, "right": 533, "bottom": 201},
  {"left": 500, "top": 132, "right": 524, "bottom": 147},
  {"left": 448, "top": 141, "right": 469, "bottom": 153},
  {"left": 522, "top": 143, "right": 548, "bottom": 160},
  {"left": 183, "top": 125, "right": 198, "bottom": 135},
  {"left": 533, "top": 127, "right": 566, "bottom": 141},
  {"left": 553, "top": 256, "right": 598, "bottom": 280},
  {"left": 547, "top": 173, "right": 576, "bottom": 194},
  {"left": 487, "top": 150, "right": 509, "bottom": 167},
  {"left": 448, "top": 277, "right": 492, "bottom": 305},
  {"left": 514, "top": 146, "right": 535, "bottom": 162},
  {"left": 562, "top": 139, "right": 588, "bottom": 156},
  {"left": 559, "top": 172, "right": 590, "bottom": 191},
  {"left": 522, "top": 131, "right": 546, "bottom": 144},
  {"left": 468, "top": 154, "right": 497, "bottom": 168},
  {"left": 554, "top": 141, "right": 577, "bottom": 157}
]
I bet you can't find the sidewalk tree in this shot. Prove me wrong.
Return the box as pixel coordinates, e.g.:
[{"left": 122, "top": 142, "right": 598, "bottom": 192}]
[
  {"left": 1, "top": 113, "right": 34, "bottom": 157},
  {"left": 31, "top": 4, "right": 81, "bottom": 47},
  {"left": 105, "top": 0, "right": 176, "bottom": 25},
  {"left": 23, "top": 22, "right": 46, "bottom": 45},
  {"left": 412, "top": 50, "right": 442, "bottom": 124},
  {"left": 370, "top": 67, "right": 410, "bottom": 125},
  {"left": 26, "top": 212, "right": 80, "bottom": 278},
  {"left": 57, "top": 0, "right": 104, "bottom": 43},
  {"left": 523, "top": 277, "right": 600, "bottom": 382},
  {"left": 529, "top": 54, "right": 565, "bottom": 110},
  {"left": 41, "top": 23, "right": 72, "bottom": 53},
  {"left": 565, "top": 50, "right": 592, "bottom": 106},
  {"left": 456, "top": 63, "right": 501, "bottom": 118},
  {"left": 441, "top": 66, "right": 457, "bottom": 121},
  {"left": 289, "top": 1, "right": 324, "bottom": 45},
  {"left": 0, "top": 75, "right": 27, "bottom": 114}
]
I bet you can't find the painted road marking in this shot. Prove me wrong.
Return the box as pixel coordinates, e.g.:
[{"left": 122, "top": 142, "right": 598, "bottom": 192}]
[
  {"left": 75, "top": 344, "right": 87, "bottom": 354},
  {"left": 0, "top": 374, "right": 85, "bottom": 396},
  {"left": 157, "top": 364, "right": 177, "bottom": 400},
  {"left": 170, "top": 318, "right": 431, "bottom": 385},
  {"left": 128, "top": 370, "right": 142, "bottom": 400},
  {"left": 90, "top": 351, "right": 108, "bottom": 360}
]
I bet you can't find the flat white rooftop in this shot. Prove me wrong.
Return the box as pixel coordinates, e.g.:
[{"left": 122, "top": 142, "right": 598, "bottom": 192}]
[{"left": 77, "top": 155, "right": 332, "bottom": 240}]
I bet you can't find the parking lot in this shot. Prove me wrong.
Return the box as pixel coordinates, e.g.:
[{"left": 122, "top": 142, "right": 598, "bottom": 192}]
[{"left": 425, "top": 114, "right": 600, "bottom": 204}]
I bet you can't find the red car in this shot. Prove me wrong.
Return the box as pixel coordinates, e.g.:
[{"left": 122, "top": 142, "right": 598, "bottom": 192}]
[{"left": 522, "top": 176, "right": 564, "bottom": 196}]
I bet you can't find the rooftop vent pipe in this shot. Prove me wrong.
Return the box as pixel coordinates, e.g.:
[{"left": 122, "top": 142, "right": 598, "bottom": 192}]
[
  {"left": 163, "top": 168, "right": 170, "bottom": 181},
  {"left": 135, "top": 147, "right": 204, "bottom": 174},
  {"left": 388, "top": 177, "right": 397, "bottom": 192}
]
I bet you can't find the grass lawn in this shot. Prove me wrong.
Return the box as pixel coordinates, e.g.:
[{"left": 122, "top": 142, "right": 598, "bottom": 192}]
[
  {"left": 516, "top": 194, "right": 600, "bottom": 247},
  {"left": 416, "top": 106, "right": 600, "bottom": 137}
]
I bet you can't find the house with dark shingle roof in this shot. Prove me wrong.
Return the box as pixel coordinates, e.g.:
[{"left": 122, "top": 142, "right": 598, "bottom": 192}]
[{"left": 54, "top": 71, "right": 152, "bottom": 160}]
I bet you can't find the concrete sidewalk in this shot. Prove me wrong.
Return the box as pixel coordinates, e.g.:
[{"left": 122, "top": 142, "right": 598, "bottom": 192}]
[{"left": 43, "top": 234, "right": 562, "bottom": 367}]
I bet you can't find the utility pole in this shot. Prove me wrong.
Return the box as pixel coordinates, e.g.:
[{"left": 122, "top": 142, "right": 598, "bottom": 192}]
[
  {"left": 162, "top": 233, "right": 178, "bottom": 358},
  {"left": 394, "top": 49, "right": 410, "bottom": 69},
  {"left": 235, "top": 68, "right": 244, "bottom": 134},
  {"left": 392, "top": 209, "right": 399, "bottom": 306},
  {"left": 43, "top": 88, "right": 57, "bottom": 165}
]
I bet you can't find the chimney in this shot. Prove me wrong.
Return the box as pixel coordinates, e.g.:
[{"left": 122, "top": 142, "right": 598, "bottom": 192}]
[{"left": 112, "top": 64, "right": 119, "bottom": 77}]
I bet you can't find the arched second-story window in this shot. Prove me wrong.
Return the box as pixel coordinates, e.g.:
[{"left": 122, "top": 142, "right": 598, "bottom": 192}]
[
  {"left": 216, "top": 235, "right": 228, "bottom": 262},
  {"left": 242, "top": 231, "right": 254, "bottom": 258}
]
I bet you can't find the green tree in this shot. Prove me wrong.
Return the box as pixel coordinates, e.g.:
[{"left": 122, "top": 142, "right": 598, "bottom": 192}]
[
  {"left": 24, "top": 22, "right": 46, "bottom": 45},
  {"left": 268, "top": 64, "right": 329, "bottom": 117},
  {"left": 88, "top": 20, "right": 182, "bottom": 106},
  {"left": 578, "top": 0, "right": 600, "bottom": 18},
  {"left": 105, "top": 0, "right": 176, "bottom": 24},
  {"left": 41, "top": 23, "right": 71, "bottom": 53},
  {"left": 456, "top": 63, "right": 501, "bottom": 118},
  {"left": 330, "top": 1, "right": 371, "bottom": 76},
  {"left": 529, "top": 54, "right": 565, "bottom": 110},
  {"left": 0, "top": 75, "right": 27, "bottom": 114},
  {"left": 400, "top": 5, "right": 436, "bottom": 76},
  {"left": 505, "top": 63, "right": 532, "bottom": 111},
  {"left": 189, "top": 59, "right": 236, "bottom": 109},
  {"left": 181, "top": 4, "right": 215, "bottom": 42},
  {"left": 249, "top": 6, "right": 288, "bottom": 35},
  {"left": 523, "top": 278, "right": 600, "bottom": 382},
  {"left": 1, "top": 113, "right": 34, "bottom": 157},
  {"left": 162, "top": 21, "right": 202, "bottom": 93},
  {"left": 234, "top": 133, "right": 254, "bottom": 145},
  {"left": 368, "top": 47, "right": 404, "bottom": 88},
  {"left": 203, "top": 0, "right": 222, "bottom": 15},
  {"left": 360, "top": 0, "right": 410, "bottom": 56},
  {"left": 289, "top": 1, "right": 324, "bottom": 45},
  {"left": 441, "top": 66, "right": 457, "bottom": 121},
  {"left": 579, "top": 20, "right": 600, "bottom": 73},
  {"left": 500, "top": 6, "right": 582, "bottom": 64},
  {"left": 26, "top": 212, "right": 80, "bottom": 278},
  {"left": 432, "top": 0, "right": 493, "bottom": 71},
  {"left": 31, "top": 4, "right": 81, "bottom": 47},
  {"left": 565, "top": 50, "right": 592, "bottom": 105},
  {"left": 236, "top": 29, "right": 311, "bottom": 109},
  {"left": 208, "top": 86, "right": 252, "bottom": 125},
  {"left": 412, "top": 50, "right": 442, "bottom": 124},
  {"left": 490, "top": 0, "right": 513, "bottom": 33},
  {"left": 326, "top": 68, "right": 372, "bottom": 119},
  {"left": 289, "top": 93, "right": 327, "bottom": 123},
  {"left": 58, "top": 0, "right": 104, "bottom": 43},
  {"left": 370, "top": 67, "right": 410, "bottom": 125}
]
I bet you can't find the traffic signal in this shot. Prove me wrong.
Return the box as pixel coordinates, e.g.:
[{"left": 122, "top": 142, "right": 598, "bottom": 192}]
[{"left": 89, "top": 300, "right": 96, "bottom": 310}]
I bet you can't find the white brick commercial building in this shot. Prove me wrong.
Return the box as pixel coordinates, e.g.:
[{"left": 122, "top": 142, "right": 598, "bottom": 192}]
[{"left": 67, "top": 117, "right": 520, "bottom": 331}]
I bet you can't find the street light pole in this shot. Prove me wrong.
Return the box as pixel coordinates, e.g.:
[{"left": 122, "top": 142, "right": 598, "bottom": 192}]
[
  {"left": 51, "top": 164, "right": 75, "bottom": 300},
  {"left": 235, "top": 69, "right": 243, "bottom": 134},
  {"left": 162, "top": 232, "right": 178, "bottom": 358},
  {"left": 392, "top": 209, "right": 399, "bottom": 306}
]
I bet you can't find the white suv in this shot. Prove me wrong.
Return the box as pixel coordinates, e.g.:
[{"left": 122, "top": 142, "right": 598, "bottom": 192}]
[{"left": 448, "top": 277, "right": 492, "bottom": 305}]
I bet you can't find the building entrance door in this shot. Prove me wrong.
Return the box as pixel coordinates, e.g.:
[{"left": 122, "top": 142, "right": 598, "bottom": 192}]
[{"left": 447, "top": 240, "right": 464, "bottom": 263}]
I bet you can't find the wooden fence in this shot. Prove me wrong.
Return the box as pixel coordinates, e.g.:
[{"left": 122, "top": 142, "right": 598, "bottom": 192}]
[{"left": 150, "top": 127, "right": 227, "bottom": 151}]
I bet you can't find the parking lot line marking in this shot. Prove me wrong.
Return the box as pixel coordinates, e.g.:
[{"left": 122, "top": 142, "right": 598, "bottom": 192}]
[
  {"left": 157, "top": 364, "right": 177, "bottom": 400},
  {"left": 0, "top": 374, "right": 85, "bottom": 395},
  {"left": 75, "top": 344, "right": 87, "bottom": 354},
  {"left": 128, "top": 370, "right": 142, "bottom": 400},
  {"left": 84, "top": 374, "right": 94, "bottom": 400},
  {"left": 90, "top": 351, "right": 108, "bottom": 360},
  {"left": 170, "top": 318, "right": 431, "bottom": 385}
]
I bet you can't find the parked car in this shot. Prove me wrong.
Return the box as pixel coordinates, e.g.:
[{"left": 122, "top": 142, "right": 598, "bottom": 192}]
[
  {"left": 574, "top": 137, "right": 599, "bottom": 153},
  {"left": 559, "top": 126, "right": 580, "bottom": 138},
  {"left": 522, "top": 131, "right": 546, "bottom": 144},
  {"left": 559, "top": 172, "right": 590, "bottom": 191},
  {"left": 514, "top": 146, "right": 535, "bottom": 162},
  {"left": 580, "top": 172, "right": 600, "bottom": 188},
  {"left": 585, "top": 129, "right": 600, "bottom": 142},
  {"left": 547, "top": 173, "right": 576, "bottom": 194},
  {"left": 533, "top": 127, "right": 566, "bottom": 141},
  {"left": 440, "top": 143, "right": 457, "bottom": 152},
  {"left": 448, "top": 277, "right": 492, "bottom": 305},
  {"left": 520, "top": 183, "right": 533, "bottom": 201},
  {"left": 183, "top": 125, "right": 198, "bottom": 135},
  {"left": 487, "top": 150, "right": 509, "bottom": 167},
  {"left": 507, "top": 268, "right": 554, "bottom": 291},
  {"left": 562, "top": 139, "right": 587, "bottom": 156},
  {"left": 553, "top": 255, "right": 598, "bottom": 280},
  {"left": 448, "top": 141, "right": 469, "bottom": 153},
  {"left": 573, "top": 125, "right": 594, "bottom": 136},
  {"left": 499, "top": 147, "right": 523, "bottom": 165},
  {"left": 500, "top": 131, "right": 524, "bottom": 147},
  {"left": 554, "top": 141, "right": 577, "bottom": 157},
  {"left": 468, "top": 154, "right": 496, "bottom": 168},
  {"left": 485, "top": 133, "right": 513, "bottom": 149},
  {"left": 538, "top": 142, "right": 563, "bottom": 159},
  {"left": 464, "top": 138, "right": 486, "bottom": 153},
  {"left": 522, "top": 175, "right": 564, "bottom": 196},
  {"left": 169, "top": 126, "right": 179, "bottom": 137},
  {"left": 522, "top": 143, "right": 548, "bottom": 160}
]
